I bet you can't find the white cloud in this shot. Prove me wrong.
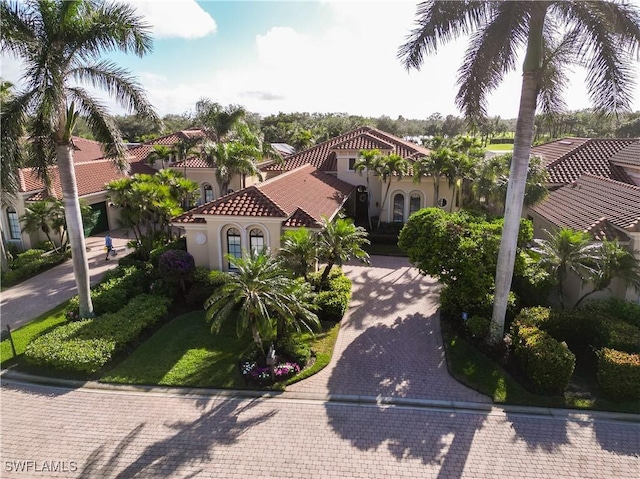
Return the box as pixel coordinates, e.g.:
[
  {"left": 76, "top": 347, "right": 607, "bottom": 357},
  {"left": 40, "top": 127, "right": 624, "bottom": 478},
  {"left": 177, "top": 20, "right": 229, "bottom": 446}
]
[{"left": 122, "top": 0, "right": 217, "bottom": 39}]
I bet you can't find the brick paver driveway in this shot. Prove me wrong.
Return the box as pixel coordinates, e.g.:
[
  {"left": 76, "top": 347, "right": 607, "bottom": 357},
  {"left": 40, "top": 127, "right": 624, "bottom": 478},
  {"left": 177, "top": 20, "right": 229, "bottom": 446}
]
[
  {"left": 1, "top": 255, "right": 639, "bottom": 477},
  {"left": 290, "top": 255, "right": 488, "bottom": 403}
]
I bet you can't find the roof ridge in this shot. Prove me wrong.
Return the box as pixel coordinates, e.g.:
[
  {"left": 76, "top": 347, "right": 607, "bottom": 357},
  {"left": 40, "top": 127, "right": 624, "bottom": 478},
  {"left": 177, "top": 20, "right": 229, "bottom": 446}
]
[
  {"left": 546, "top": 139, "right": 594, "bottom": 170},
  {"left": 367, "top": 127, "right": 430, "bottom": 155},
  {"left": 331, "top": 132, "right": 396, "bottom": 150}
]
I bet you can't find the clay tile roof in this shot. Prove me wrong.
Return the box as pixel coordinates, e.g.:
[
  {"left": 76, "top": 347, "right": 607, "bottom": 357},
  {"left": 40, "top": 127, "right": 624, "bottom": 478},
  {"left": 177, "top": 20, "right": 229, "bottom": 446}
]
[
  {"left": 531, "top": 173, "right": 640, "bottom": 238},
  {"left": 71, "top": 136, "right": 106, "bottom": 163},
  {"left": 609, "top": 141, "right": 640, "bottom": 168},
  {"left": 19, "top": 159, "right": 127, "bottom": 200},
  {"left": 332, "top": 133, "right": 394, "bottom": 151},
  {"left": 173, "top": 164, "right": 354, "bottom": 226},
  {"left": 170, "top": 156, "right": 211, "bottom": 168},
  {"left": 533, "top": 138, "right": 637, "bottom": 185},
  {"left": 264, "top": 126, "right": 429, "bottom": 172},
  {"left": 584, "top": 217, "right": 630, "bottom": 242}
]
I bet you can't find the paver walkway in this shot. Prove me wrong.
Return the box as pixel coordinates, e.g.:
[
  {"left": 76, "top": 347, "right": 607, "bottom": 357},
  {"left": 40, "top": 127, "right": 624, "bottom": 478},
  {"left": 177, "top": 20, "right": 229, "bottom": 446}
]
[
  {"left": 290, "top": 255, "right": 489, "bottom": 403},
  {"left": 0, "top": 231, "right": 132, "bottom": 329}
]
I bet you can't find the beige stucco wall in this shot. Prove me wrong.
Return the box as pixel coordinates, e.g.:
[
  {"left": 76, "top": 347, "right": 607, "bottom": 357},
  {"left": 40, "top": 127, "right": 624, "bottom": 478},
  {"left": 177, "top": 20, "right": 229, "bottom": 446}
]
[{"left": 180, "top": 216, "right": 283, "bottom": 271}]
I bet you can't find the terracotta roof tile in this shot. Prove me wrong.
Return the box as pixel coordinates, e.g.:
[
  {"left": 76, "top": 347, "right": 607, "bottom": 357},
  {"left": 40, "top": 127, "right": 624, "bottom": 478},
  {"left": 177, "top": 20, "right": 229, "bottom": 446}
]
[
  {"left": 19, "top": 159, "right": 126, "bottom": 199},
  {"left": 264, "top": 126, "right": 429, "bottom": 172},
  {"left": 609, "top": 142, "right": 640, "bottom": 168},
  {"left": 531, "top": 173, "right": 640, "bottom": 238},
  {"left": 332, "top": 133, "right": 394, "bottom": 151},
  {"left": 173, "top": 164, "right": 354, "bottom": 226},
  {"left": 71, "top": 137, "right": 106, "bottom": 163},
  {"left": 532, "top": 138, "right": 637, "bottom": 185}
]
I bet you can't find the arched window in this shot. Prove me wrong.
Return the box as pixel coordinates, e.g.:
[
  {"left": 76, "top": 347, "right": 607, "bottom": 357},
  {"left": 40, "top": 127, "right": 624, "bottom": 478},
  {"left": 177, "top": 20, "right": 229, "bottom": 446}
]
[
  {"left": 6, "top": 207, "right": 20, "bottom": 240},
  {"left": 409, "top": 193, "right": 421, "bottom": 216},
  {"left": 226, "top": 227, "right": 241, "bottom": 268},
  {"left": 203, "top": 184, "right": 214, "bottom": 203},
  {"left": 249, "top": 228, "right": 265, "bottom": 254},
  {"left": 393, "top": 193, "right": 405, "bottom": 223}
]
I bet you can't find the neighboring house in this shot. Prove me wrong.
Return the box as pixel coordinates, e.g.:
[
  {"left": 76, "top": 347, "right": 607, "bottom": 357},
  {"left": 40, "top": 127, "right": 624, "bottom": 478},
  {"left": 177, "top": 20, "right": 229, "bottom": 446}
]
[
  {"left": 526, "top": 137, "right": 640, "bottom": 304},
  {"left": 172, "top": 164, "right": 353, "bottom": 270},
  {"left": 2, "top": 137, "right": 125, "bottom": 250}
]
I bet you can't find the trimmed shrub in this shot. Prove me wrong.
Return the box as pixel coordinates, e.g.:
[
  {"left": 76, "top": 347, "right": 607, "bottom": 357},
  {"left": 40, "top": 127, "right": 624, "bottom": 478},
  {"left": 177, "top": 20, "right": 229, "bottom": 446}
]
[
  {"left": 597, "top": 348, "right": 640, "bottom": 401},
  {"left": 512, "top": 323, "right": 575, "bottom": 395},
  {"left": 584, "top": 298, "right": 640, "bottom": 328},
  {"left": 276, "top": 336, "right": 311, "bottom": 367},
  {"left": 158, "top": 249, "right": 195, "bottom": 284},
  {"left": 309, "top": 269, "right": 352, "bottom": 322},
  {"left": 2, "top": 249, "right": 71, "bottom": 287},
  {"left": 514, "top": 307, "right": 551, "bottom": 327},
  {"left": 465, "top": 316, "right": 491, "bottom": 340},
  {"left": 186, "top": 268, "right": 232, "bottom": 308},
  {"left": 26, "top": 295, "right": 170, "bottom": 375},
  {"left": 601, "top": 318, "right": 640, "bottom": 354},
  {"left": 149, "top": 237, "right": 187, "bottom": 267}
]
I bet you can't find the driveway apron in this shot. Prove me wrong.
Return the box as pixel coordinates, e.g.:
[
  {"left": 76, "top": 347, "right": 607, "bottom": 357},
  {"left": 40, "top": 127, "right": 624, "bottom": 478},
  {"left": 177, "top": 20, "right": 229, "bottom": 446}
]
[{"left": 289, "top": 255, "right": 490, "bottom": 403}]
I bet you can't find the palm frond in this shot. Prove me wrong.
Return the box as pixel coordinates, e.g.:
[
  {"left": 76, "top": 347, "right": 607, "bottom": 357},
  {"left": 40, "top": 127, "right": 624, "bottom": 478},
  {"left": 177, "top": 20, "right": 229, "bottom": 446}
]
[
  {"left": 0, "top": 0, "right": 37, "bottom": 57},
  {"left": 398, "top": 0, "right": 491, "bottom": 70},
  {"left": 455, "top": 1, "right": 529, "bottom": 122}
]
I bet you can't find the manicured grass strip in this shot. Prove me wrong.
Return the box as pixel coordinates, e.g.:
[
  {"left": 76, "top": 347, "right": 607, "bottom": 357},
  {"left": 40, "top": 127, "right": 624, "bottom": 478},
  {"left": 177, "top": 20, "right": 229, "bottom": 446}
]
[
  {"left": 365, "top": 243, "right": 406, "bottom": 257},
  {"left": 486, "top": 143, "right": 514, "bottom": 151},
  {"left": 285, "top": 321, "right": 341, "bottom": 386},
  {"left": 0, "top": 301, "right": 69, "bottom": 366},
  {"left": 442, "top": 323, "right": 640, "bottom": 413},
  {"left": 102, "top": 310, "right": 252, "bottom": 389}
]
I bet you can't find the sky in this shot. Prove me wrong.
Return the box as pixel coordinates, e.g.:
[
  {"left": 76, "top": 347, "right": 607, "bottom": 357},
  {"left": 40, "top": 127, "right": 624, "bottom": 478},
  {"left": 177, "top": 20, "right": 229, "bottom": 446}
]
[{"left": 2, "top": 0, "right": 640, "bottom": 120}]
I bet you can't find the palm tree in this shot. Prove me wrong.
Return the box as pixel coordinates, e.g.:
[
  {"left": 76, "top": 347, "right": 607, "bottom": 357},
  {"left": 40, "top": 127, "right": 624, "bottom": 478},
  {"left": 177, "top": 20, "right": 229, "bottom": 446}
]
[
  {"left": 399, "top": 0, "right": 640, "bottom": 343},
  {"left": 443, "top": 152, "right": 474, "bottom": 213},
  {"left": 278, "top": 227, "right": 318, "bottom": 281},
  {"left": 146, "top": 145, "right": 173, "bottom": 169},
  {"left": 193, "top": 99, "right": 246, "bottom": 142},
  {"left": 353, "top": 149, "right": 383, "bottom": 230},
  {"left": 317, "top": 216, "right": 370, "bottom": 286},
  {"left": 19, "top": 200, "right": 60, "bottom": 250},
  {"left": 374, "top": 153, "right": 408, "bottom": 228},
  {"left": 575, "top": 241, "right": 640, "bottom": 308},
  {"left": 1, "top": 0, "right": 158, "bottom": 318},
  {"left": 413, "top": 147, "right": 455, "bottom": 207},
  {"left": 0, "top": 78, "right": 17, "bottom": 271},
  {"left": 532, "top": 228, "right": 599, "bottom": 309},
  {"left": 204, "top": 251, "right": 319, "bottom": 354},
  {"left": 202, "top": 140, "right": 262, "bottom": 196}
]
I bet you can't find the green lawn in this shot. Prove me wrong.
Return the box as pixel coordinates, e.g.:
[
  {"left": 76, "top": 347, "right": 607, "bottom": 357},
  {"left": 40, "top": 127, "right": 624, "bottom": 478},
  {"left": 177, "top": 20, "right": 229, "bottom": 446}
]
[
  {"left": 486, "top": 143, "right": 514, "bottom": 151},
  {"left": 102, "top": 311, "right": 340, "bottom": 390},
  {"left": 0, "top": 301, "right": 69, "bottom": 367},
  {"left": 442, "top": 323, "right": 640, "bottom": 413}
]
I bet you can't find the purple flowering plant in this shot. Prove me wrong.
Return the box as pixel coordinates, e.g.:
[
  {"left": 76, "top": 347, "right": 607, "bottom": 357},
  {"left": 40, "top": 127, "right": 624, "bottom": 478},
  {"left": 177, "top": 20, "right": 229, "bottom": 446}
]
[
  {"left": 158, "top": 250, "right": 195, "bottom": 281},
  {"left": 241, "top": 360, "right": 301, "bottom": 383}
]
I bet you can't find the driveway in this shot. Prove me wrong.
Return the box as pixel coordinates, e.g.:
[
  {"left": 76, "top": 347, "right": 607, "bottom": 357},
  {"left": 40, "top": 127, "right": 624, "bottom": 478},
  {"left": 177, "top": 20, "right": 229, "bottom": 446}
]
[
  {"left": 289, "top": 255, "right": 489, "bottom": 403},
  {"left": 1, "top": 231, "right": 132, "bottom": 329}
]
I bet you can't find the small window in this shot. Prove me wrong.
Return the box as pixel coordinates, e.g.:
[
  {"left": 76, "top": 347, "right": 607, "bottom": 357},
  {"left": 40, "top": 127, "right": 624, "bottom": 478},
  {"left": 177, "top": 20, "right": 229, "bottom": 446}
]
[
  {"left": 409, "top": 193, "right": 421, "bottom": 216},
  {"left": 437, "top": 198, "right": 448, "bottom": 208},
  {"left": 348, "top": 158, "right": 356, "bottom": 170},
  {"left": 226, "top": 227, "right": 241, "bottom": 268},
  {"left": 203, "top": 184, "right": 214, "bottom": 203},
  {"left": 393, "top": 193, "right": 405, "bottom": 223},
  {"left": 6, "top": 207, "right": 20, "bottom": 240},
  {"left": 249, "top": 228, "right": 265, "bottom": 254}
]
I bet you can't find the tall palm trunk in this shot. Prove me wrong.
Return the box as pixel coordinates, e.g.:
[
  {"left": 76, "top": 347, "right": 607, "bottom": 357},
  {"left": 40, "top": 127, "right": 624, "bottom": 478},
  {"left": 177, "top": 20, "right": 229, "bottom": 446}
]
[
  {"left": 56, "top": 144, "right": 94, "bottom": 317},
  {"left": 377, "top": 180, "right": 392, "bottom": 229},
  {"left": 366, "top": 172, "right": 373, "bottom": 231},
  {"left": 0, "top": 227, "right": 9, "bottom": 272},
  {"left": 489, "top": 5, "right": 548, "bottom": 344}
]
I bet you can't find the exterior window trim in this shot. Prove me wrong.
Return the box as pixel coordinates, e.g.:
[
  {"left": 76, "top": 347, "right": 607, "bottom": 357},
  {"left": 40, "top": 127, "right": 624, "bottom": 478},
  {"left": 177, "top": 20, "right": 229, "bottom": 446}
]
[
  {"left": 249, "top": 227, "right": 265, "bottom": 254},
  {"left": 203, "top": 183, "right": 214, "bottom": 203},
  {"left": 226, "top": 227, "right": 242, "bottom": 269},
  {"left": 392, "top": 193, "right": 405, "bottom": 223},
  {"left": 6, "top": 207, "right": 20, "bottom": 240}
]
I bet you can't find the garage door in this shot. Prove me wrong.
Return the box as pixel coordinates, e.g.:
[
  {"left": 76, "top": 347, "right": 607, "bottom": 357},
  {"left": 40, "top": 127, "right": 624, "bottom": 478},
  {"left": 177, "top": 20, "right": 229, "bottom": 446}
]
[{"left": 85, "top": 201, "right": 109, "bottom": 236}]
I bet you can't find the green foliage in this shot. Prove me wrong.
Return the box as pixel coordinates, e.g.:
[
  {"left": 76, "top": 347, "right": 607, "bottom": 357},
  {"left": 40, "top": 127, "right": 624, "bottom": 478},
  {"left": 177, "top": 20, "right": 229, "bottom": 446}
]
[
  {"left": 512, "top": 324, "right": 576, "bottom": 395},
  {"left": 278, "top": 227, "right": 318, "bottom": 279},
  {"left": 25, "top": 295, "right": 170, "bottom": 376},
  {"left": 511, "top": 251, "right": 553, "bottom": 308},
  {"left": 185, "top": 268, "right": 232, "bottom": 308},
  {"left": 465, "top": 316, "right": 491, "bottom": 340},
  {"left": 2, "top": 249, "right": 71, "bottom": 287},
  {"left": 65, "top": 266, "right": 151, "bottom": 320},
  {"left": 149, "top": 237, "right": 187, "bottom": 267},
  {"left": 157, "top": 249, "right": 195, "bottom": 283},
  {"left": 583, "top": 298, "right": 640, "bottom": 328},
  {"left": 597, "top": 348, "right": 640, "bottom": 401},
  {"left": 276, "top": 336, "right": 311, "bottom": 367},
  {"left": 308, "top": 269, "right": 352, "bottom": 322},
  {"left": 318, "top": 216, "right": 370, "bottom": 284}
]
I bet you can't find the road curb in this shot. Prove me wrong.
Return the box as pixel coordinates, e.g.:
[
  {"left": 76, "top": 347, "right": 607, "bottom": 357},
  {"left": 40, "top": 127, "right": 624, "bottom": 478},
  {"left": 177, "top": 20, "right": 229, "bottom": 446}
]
[{"left": 2, "top": 369, "right": 639, "bottom": 423}]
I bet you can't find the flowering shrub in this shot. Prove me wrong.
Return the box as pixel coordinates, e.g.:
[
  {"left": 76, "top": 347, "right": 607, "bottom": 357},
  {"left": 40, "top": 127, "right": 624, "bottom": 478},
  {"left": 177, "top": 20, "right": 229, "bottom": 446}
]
[
  {"left": 158, "top": 249, "right": 195, "bottom": 283},
  {"left": 241, "top": 360, "right": 301, "bottom": 384}
]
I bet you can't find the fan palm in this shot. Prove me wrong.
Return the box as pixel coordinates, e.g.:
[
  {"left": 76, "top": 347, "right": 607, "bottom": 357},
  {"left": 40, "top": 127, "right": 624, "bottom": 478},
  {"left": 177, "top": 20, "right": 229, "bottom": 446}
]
[
  {"left": 399, "top": 0, "right": 640, "bottom": 343},
  {"left": 1, "top": 0, "right": 158, "bottom": 317},
  {"left": 531, "top": 228, "right": 599, "bottom": 309},
  {"left": 317, "top": 216, "right": 370, "bottom": 285},
  {"left": 205, "top": 251, "right": 319, "bottom": 354}
]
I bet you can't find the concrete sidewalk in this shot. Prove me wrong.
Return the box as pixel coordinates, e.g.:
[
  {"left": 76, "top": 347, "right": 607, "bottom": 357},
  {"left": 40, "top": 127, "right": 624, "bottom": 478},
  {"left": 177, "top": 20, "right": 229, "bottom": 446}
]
[{"left": 0, "top": 231, "right": 133, "bottom": 329}]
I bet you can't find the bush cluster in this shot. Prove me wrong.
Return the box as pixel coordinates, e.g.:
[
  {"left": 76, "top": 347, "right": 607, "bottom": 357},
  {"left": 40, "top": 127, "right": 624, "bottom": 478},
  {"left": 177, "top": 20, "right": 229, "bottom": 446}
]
[
  {"left": 309, "top": 269, "right": 352, "bottom": 322},
  {"left": 597, "top": 348, "right": 640, "bottom": 401},
  {"left": 465, "top": 316, "right": 491, "bottom": 340},
  {"left": 2, "top": 249, "right": 71, "bottom": 287},
  {"left": 65, "top": 265, "right": 151, "bottom": 320},
  {"left": 149, "top": 237, "right": 187, "bottom": 267},
  {"left": 158, "top": 249, "right": 195, "bottom": 281},
  {"left": 185, "top": 268, "right": 232, "bottom": 308},
  {"left": 276, "top": 336, "right": 311, "bottom": 367},
  {"left": 25, "top": 295, "right": 170, "bottom": 375},
  {"left": 511, "top": 323, "right": 576, "bottom": 395},
  {"left": 583, "top": 298, "right": 640, "bottom": 328}
]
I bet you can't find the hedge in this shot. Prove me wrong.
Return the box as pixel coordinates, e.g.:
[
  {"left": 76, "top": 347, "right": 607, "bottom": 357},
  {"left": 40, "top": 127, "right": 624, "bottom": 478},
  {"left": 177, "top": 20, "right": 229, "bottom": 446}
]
[
  {"left": 583, "top": 298, "right": 640, "bottom": 328},
  {"left": 186, "top": 268, "right": 232, "bottom": 308},
  {"left": 309, "top": 269, "right": 352, "bottom": 322},
  {"left": 25, "top": 294, "right": 170, "bottom": 375},
  {"left": 65, "top": 265, "right": 151, "bottom": 320},
  {"left": 597, "top": 348, "right": 640, "bottom": 401},
  {"left": 2, "top": 249, "right": 71, "bottom": 288},
  {"left": 512, "top": 323, "right": 575, "bottom": 395}
]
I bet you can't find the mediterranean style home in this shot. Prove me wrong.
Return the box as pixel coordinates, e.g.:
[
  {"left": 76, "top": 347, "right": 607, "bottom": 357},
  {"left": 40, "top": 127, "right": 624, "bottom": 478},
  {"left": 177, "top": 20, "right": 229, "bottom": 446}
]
[
  {"left": 525, "top": 137, "right": 640, "bottom": 304},
  {"left": 170, "top": 126, "right": 467, "bottom": 270}
]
